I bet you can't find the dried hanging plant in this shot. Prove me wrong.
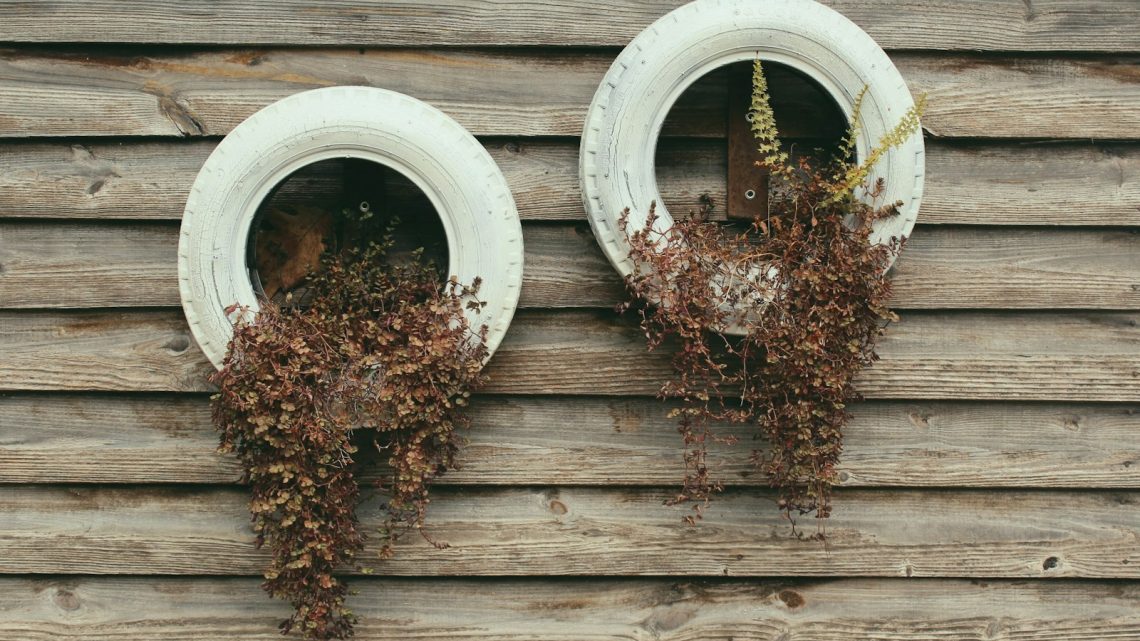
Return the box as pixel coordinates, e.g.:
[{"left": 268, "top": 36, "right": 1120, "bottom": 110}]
[
  {"left": 211, "top": 216, "right": 487, "bottom": 639},
  {"left": 619, "top": 60, "right": 925, "bottom": 533}
]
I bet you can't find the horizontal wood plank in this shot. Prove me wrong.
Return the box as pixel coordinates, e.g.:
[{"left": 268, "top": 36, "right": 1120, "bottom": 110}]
[
  {"left": 0, "top": 221, "right": 178, "bottom": 309},
  {"left": 0, "top": 49, "right": 1137, "bottom": 139},
  {"left": 1, "top": 0, "right": 1138, "bottom": 50},
  {"left": 3, "top": 140, "right": 1138, "bottom": 226},
  {"left": 905, "top": 55, "right": 1140, "bottom": 139},
  {"left": 3, "top": 221, "right": 1138, "bottom": 310},
  {"left": 490, "top": 310, "right": 1140, "bottom": 399},
  {"left": 1, "top": 485, "right": 1136, "bottom": 577},
  {"left": 918, "top": 142, "right": 1140, "bottom": 226},
  {"left": 0, "top": 311, "right": 218, "bottom": 393},
  {"left": 1, "top": 577, "right": 1137, "bottom": 641},
  {"left": 0, "top": 309, "right": 1136, "bottom": 400},
  {"left": 887, "top": 227, "right": 1140, "bottom": 309},
  {"left": 3, "top": 394, "right": 1137, "bottom": 488}
]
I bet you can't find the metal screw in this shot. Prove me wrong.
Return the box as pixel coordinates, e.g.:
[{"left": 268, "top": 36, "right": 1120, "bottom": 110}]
[
  {"left": 745, "top": 112, "right": 755, "bottom": 123},
  {"left": 744, "top": 189, "right": 756, "bottom": 200},
  {"left": 358, "top": 201, "right": 370, "bottom": 213}
]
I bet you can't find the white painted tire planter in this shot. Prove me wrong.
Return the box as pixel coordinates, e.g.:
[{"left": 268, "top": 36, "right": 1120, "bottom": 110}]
[
  {"left": 580, "top": 0, "right": 924, "bottom": 328},
  {"left": 179, "top": 86, "right": 523, "bottom": 369}
]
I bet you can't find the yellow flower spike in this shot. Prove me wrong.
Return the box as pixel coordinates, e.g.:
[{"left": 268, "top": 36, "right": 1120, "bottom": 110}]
[
  {"left": 749, "top": 59, "right": 794, "bottom": 178},
  {"left": 837, "top": 85, "right": 868, "bottom": 167},
  {"left": 826, "top": 93, "right": 927, "bottom": 205}
]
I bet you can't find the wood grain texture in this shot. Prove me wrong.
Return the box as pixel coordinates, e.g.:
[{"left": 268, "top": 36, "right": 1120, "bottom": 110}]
[
  {"left": 0, "top": 311, "right": 216, "bottom": 393},
  {"left": 0, "top": 49, "right": 1137, "bottom": 139},
  {"left": 0, "top": 48, "right": 609, "bottom": 138},
  {"left": 1, "top": 485, "right": 1136, "bottom": 577},
  {"left": 908, "top": 55, "right": 1140, "bottom": 139},
  {"left": 0, "top": 0, "right": 1137, "bottom": 51},
  {"left": 0, "top": 221, "right": 177, "bottom": 309},
  {"left": 0, "top": 3, "right": 1136, "bottom": 627},
  {"left": 919, "top": 142, "right": 1140, "bottom": 226},
  {"left": 3, "top": 221, "right": 1138, "bottom": 310},
  {"left": 3, "top": 394, "right": 1137, "bottom": 488},
  {"left": 0, "top": 309, "right": 1137, "bottom": 400},
  {"left": 887, "top": 227, "right": 1140, "bottom": 309},
  {"left": 4, "top": 140, "right": 1139, "bottom": 226},
  {"left": 1, "top": 577, "right": 1138, "bottom": 641}
]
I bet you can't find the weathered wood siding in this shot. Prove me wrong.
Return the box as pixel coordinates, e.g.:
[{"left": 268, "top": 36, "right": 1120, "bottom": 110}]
[{"left": 1, "top": 1, "right": 1139, "bottom": 638}]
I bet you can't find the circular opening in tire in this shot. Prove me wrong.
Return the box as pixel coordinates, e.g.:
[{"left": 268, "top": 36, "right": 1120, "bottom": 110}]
[
  {"left": 654, "top": 59, "right": 849, "bottom": 224},
  {"left": 180, "top": 86, "right": 524, "bottom": 369},
  {"left": 581, "top": 0, "right": 925, "bottom": 328},
  {"left": 248, "top": 158, "right": 450, "bottom": 305}
]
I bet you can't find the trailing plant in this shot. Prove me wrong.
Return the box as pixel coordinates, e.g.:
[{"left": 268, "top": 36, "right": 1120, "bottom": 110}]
[
  {"left": 619, "top": 60, "right": 924, "bottom": 532},
  {"left": 211, "top": 216, "right": 487, "bottom": 639}
]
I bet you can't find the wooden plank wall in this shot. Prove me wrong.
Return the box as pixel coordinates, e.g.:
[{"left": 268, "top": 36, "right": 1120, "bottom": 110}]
[{"left": 1, "top": 1, "right": 1139, "bottom": 638}]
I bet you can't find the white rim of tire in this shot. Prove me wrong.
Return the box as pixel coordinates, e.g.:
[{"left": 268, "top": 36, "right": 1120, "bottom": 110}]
[
  {"left": 580, "top": 0, "right": 924, "bottom": 331},
  {"left": 179, "top": 86, "right": 524, "bottom": 370}
]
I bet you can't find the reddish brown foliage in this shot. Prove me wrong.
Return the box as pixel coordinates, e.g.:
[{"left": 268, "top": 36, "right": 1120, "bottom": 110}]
[
  {"left": 620, "top": 188, "right": 899, "bottom": 532},
  {"left": 619, "top": 62, "right": 916, "bottom": 532},
  {"left": 211, "top": 227, "right": 486, "bottom": 639}
]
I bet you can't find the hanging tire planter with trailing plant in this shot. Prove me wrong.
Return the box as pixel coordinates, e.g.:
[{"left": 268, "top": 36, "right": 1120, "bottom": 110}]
[
  {"left": 179, "top": 86, "right": 523, "bottom": 639},
  {"left": 581, "top": 0, "right": 924, "bottom": 271},
  {"left": 580, "top": 0, "right": 925, "bottom": 532},
  {"left": 181, "top": 86, "right": 522, "bottom": 367}
]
